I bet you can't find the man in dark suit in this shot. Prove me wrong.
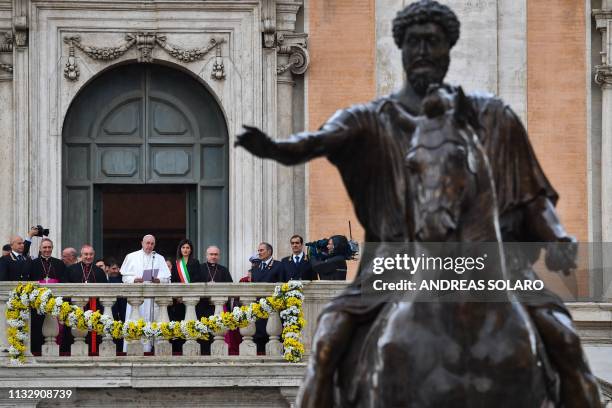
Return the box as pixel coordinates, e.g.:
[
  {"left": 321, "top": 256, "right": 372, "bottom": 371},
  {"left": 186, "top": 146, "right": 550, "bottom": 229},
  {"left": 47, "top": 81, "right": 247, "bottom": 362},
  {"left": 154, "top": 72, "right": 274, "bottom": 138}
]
[
  {"left": 281, "top": 234, "right": 316, "bottom": 282},
  {"left": 252, "top": 242, "right": 283, "bottom": 283},
  {"left": 252, "top": 242, "right": 283, "bottom": 354},
  {"left": 26, "top": 238, "right": 67, "bottom": 354},
  {"left": 0, "top": 228, "right": 37, "bottom": 281}
]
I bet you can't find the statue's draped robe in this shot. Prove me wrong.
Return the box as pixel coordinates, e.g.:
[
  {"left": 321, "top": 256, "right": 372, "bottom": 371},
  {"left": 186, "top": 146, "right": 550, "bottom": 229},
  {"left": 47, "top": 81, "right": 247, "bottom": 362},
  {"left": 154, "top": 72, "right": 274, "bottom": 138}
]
[
  {"left": 272, "top": 88, "right": 569, "bottom": 405},
  {"left": 275, "top": 88, "right": 561, "bottom": 317}
]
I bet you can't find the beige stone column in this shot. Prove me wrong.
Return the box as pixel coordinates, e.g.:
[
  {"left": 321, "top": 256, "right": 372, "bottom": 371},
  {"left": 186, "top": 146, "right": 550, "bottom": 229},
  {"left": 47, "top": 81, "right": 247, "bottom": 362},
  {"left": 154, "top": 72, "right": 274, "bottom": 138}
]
[
  {"left": 11, "top": 2, "right": 29, "bottom": 234},
  {"left": 41, "top": 313, "right": 59, "bottom": 357},
  {"left": 126, "top": 297, "right": 144, "bottom": 356},
  {"left": 98, "top": 298, "right": 116, "bottom": 357},
  {"left": 210, "top": 297, "right": 228, "bottom": 356},
  {"left": 154, "top": 297, "right": 172, "bottom": 356},
  {"left": 70, "top": 298, "right": 88, "bottom": 357},
  {"left": 0, "top": 291, "right": 9, "bottom": 353},
  {"left": 594, "top": 9, "right": 612, "bottom": 300},
  {"left": 238, "top": 296, "right": 257, "bottom": 356},
  {"left": 182, "top": 297, "right": 200, "bottom": 356},
  {"left": 275, "top": 2, "right": 309, "bottom": 247},
  {"left": 265, "top": 310, "right": 283, "bottom": 356}
]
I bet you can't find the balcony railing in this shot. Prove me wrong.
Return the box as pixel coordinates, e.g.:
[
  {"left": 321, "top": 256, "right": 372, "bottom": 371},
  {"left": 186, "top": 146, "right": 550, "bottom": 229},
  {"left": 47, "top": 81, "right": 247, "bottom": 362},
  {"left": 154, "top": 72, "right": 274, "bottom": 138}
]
[
  {"left": 0, "top": 282, "right": 610, "bottom": 406},
  {"left": 0, "top": 281, "right": 347, "bottom": 361}
]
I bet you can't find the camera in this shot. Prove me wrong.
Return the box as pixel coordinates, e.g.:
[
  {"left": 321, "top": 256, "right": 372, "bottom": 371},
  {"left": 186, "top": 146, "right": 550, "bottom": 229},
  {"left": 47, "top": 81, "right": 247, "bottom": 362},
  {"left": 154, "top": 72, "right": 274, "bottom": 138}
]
[
  {"left": 305, "top": 236, "right": 359, "bottom": 261},
  {"left": 32, "top": 225, "right": 49, "bottom": 237}
]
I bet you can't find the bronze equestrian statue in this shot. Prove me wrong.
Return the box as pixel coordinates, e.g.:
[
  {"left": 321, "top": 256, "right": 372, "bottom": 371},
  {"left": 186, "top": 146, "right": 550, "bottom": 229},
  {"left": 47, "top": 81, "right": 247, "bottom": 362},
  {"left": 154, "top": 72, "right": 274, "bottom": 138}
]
[{"left": 235, "top": 1, "right": 600, "bottom": 406}]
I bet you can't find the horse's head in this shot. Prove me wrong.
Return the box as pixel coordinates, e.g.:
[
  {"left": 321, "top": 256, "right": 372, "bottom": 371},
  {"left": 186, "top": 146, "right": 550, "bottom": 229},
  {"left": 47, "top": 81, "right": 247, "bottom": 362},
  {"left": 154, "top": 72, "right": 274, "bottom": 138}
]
[{"left": 406, "top": 86, "right": 492, "bottom": 242}]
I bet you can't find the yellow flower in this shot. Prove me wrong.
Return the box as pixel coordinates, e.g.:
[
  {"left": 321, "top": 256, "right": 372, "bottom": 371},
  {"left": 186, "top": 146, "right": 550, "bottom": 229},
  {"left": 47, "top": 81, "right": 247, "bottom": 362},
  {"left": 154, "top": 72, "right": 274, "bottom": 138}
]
[{"left": 286, "top": 297, "right": 302, "bottom": 308}]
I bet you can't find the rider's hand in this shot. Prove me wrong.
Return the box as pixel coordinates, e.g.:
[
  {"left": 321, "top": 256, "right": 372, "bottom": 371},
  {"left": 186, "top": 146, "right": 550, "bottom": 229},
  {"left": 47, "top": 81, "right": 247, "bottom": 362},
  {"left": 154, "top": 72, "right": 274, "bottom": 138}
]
[
  {"left": 234, "top": 126, "right": 275, "bottom": 158},
  {"left": 545, "top": 236, "right": 577, "bottom": 276}
]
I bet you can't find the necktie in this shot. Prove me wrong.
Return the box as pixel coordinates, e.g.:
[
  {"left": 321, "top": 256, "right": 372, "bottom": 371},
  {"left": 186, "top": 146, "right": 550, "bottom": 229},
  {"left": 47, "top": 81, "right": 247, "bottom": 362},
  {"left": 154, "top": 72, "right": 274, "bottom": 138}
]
[
  {"left": 17, "top": 255, "right": 23, "bottom": 261},
  {"left": 294, "top": 255, "right": 299, "bottom": 264}
]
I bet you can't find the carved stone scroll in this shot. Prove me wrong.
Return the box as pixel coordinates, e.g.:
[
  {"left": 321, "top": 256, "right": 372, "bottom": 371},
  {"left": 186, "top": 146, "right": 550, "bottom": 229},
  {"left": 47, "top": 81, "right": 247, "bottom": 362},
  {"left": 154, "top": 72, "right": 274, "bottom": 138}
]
[
  {"left": 276, "top": 33, "right": 309, "bottom": 76},
  {"left": 0, "top": 32, "right": 13, "bottom": 52},
  {"left": 12, "top": 16, "right": 27, "bottom": 47},
  {"left": 595, "top": 64, "right": 612, "bottom": 87},
  {"left": 0, "top": 63, "right": 12, "bottom": 73}
]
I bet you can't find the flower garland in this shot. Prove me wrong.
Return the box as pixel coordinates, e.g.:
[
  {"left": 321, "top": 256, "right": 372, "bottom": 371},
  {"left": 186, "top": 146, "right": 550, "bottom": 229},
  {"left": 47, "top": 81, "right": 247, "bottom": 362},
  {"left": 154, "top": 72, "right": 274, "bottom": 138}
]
[{"left": 6, "top": 281, "right": 305, "bottom": 365}]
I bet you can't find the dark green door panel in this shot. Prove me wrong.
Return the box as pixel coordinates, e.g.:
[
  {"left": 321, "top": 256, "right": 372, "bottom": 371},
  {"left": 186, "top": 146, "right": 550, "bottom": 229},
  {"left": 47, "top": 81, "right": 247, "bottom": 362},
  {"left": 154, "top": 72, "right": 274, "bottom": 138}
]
[{"left": 62, "top": 64, "right": 229, "bottom": 259}]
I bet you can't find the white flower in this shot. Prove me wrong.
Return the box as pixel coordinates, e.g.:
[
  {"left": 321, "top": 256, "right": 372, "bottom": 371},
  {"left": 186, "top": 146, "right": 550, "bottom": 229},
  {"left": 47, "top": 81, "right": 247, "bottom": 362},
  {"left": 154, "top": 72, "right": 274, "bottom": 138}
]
[
  {"left": 9, "top": 357, "right": 23, "bottom": 365},
  {"left": 232, "top": 307, "right": 244, "bottom": 321},
  {"left": 259, "top": 298, "right": 273, "bottom": 313},
  {"left": 287, "top": 280, "right": 304, "bottom": 290},
  {"left": 195, "top": 321, "right": 210, "bottom": 336},
  {"left": 142, "top": 323, "right": 161, "bottom": 339},
  {"left": 7, "top": 319, "right": 25, "bottom": 328},
  {"left": 284, "top": 290, "right": 304, "bottom": 300}
]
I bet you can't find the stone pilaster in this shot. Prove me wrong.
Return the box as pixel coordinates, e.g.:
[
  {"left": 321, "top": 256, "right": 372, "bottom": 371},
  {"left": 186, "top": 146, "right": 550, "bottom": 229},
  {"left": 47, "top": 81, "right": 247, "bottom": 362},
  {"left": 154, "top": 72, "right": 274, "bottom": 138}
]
[
  {"left": 274, "top": 1, "right": 309, "bottom": 250},
  {"left": 593, "top": 8, "right": 612, "bottom": 300},
  {"left": 12, "top": 0, "right": 29, "bottom": 235}
]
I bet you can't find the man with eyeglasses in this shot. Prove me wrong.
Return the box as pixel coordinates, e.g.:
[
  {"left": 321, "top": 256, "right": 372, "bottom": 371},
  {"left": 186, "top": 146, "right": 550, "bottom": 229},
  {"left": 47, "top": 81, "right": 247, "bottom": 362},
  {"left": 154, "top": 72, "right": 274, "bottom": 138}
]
[{"left": 281, "top": 235, "right": 315, "bottom": 282}]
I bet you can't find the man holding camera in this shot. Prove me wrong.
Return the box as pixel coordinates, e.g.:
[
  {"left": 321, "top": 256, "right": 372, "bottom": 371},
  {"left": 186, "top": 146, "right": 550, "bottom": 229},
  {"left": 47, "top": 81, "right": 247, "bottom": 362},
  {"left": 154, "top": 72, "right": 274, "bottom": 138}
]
[{"left": 0, "top": 227, "right": 38, "bottom": 281}]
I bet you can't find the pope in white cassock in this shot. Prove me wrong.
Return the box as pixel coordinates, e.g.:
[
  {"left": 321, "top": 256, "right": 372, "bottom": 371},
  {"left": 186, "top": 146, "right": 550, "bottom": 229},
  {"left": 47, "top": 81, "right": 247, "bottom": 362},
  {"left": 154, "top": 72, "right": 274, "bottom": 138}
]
[{"left": 121, "top": 234, "right": 171, "bottom": 352}]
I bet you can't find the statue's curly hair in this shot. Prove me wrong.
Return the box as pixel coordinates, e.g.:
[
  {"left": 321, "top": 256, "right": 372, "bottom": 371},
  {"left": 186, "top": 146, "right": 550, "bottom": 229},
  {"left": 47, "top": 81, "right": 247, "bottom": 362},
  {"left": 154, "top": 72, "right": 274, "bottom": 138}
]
[{"left": 392, "top": 0, "right": 460, "bottom": 49}]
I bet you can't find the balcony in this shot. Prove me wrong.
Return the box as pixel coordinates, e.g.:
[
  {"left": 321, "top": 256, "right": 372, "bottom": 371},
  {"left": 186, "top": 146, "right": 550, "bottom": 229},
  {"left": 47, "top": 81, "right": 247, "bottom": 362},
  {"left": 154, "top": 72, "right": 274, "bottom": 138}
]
[{"left": 0, "top": 282, "right": 610, "bottom": 407}]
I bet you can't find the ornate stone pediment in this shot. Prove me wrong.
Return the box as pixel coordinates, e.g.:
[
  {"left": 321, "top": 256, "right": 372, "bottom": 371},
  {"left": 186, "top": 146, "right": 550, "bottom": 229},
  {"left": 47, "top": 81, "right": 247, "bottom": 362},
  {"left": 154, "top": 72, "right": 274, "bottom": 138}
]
[{"left": 62, "top": 32, "right": 225, "bottom": 81}]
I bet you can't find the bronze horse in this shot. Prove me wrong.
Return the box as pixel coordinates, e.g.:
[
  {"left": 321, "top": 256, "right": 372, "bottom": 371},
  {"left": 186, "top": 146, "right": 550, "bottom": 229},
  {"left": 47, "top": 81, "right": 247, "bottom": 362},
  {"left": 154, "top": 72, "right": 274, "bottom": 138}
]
[{"left": 334, "top": 88, "right": 558, "bottom": 407}]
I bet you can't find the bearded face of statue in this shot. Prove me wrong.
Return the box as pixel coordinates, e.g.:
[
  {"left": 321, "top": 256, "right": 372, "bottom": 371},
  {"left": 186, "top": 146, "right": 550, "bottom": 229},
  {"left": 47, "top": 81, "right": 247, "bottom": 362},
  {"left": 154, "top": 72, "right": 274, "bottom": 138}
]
[{"left": 401, "top": 22, "right": 451, "bottom": 96}]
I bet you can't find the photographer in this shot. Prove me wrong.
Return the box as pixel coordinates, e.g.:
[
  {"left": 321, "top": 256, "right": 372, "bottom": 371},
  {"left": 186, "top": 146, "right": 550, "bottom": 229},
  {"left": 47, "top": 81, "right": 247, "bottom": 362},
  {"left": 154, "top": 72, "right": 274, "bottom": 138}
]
[{"left": 312, "top": 235, "right": 349, "bottom": 281}]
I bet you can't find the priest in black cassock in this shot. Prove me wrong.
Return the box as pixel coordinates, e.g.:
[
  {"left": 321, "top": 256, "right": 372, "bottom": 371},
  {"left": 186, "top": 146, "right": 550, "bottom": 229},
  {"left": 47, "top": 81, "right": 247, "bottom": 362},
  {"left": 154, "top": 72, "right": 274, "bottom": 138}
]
[
  {"left": 65, "top": 244, "right": 107, "bottom": 355},
  {"left": 26, "top": 238, "right": 67, "bottom": 354},
  {"left": 198, "top": 245, "right": 232, "bottom": 354}
]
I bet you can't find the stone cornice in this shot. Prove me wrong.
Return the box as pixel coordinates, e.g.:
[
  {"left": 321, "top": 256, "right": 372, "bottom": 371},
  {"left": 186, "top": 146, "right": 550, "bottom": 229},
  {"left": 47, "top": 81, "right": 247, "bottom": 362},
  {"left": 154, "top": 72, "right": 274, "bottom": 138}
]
[{"left": 593, "top": 9, "right": 612, "bottom": 27}]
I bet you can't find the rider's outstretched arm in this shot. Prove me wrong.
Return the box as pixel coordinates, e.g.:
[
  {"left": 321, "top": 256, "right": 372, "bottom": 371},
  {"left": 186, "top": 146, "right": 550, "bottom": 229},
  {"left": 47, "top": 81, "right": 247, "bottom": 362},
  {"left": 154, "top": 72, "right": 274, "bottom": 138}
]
[{"left": 236, "top": 108, "right": 362, "bottom": 166}]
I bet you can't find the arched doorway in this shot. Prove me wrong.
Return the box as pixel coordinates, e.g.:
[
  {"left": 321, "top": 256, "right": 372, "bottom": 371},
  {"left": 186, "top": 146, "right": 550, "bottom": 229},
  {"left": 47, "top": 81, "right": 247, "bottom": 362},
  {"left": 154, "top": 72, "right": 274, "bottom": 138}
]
[{"left": 62, "top": 63, "right": 228, "bottom": 263}]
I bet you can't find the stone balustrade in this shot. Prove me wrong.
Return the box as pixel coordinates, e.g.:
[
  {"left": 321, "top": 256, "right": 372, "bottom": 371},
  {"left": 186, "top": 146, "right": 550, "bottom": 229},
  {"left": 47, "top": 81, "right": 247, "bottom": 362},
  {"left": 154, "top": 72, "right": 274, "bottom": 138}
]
[
  {"left": 0, "top": 281, "right": 347, "bottom": 361},
  {"left": 0, "top": 282, "right": 610, "bottom": 406}
]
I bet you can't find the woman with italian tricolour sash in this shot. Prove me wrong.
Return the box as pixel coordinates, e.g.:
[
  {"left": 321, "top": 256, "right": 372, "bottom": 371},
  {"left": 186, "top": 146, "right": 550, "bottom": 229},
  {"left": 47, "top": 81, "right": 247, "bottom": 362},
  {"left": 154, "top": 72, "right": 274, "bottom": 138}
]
[{"left": 169, "top": 239, "right": 202, "bottom": 354}]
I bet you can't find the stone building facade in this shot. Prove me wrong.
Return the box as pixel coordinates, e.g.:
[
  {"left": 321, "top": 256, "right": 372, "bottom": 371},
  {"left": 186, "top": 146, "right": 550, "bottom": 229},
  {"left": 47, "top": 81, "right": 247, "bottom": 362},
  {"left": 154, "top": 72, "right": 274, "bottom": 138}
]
[{"left": 0, "top": 0, "right": 610, "bottom": 291}]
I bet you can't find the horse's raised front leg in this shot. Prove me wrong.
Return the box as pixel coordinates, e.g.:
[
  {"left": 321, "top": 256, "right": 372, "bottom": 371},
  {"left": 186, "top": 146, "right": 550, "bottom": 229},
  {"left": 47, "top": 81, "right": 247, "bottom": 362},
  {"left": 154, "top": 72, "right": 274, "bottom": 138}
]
[
  {"left": 529, "top": 306, "right": 601, "bottom": 408},
  {"left": 297, "top": 311, "right": 353, "bottom": 408}
]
